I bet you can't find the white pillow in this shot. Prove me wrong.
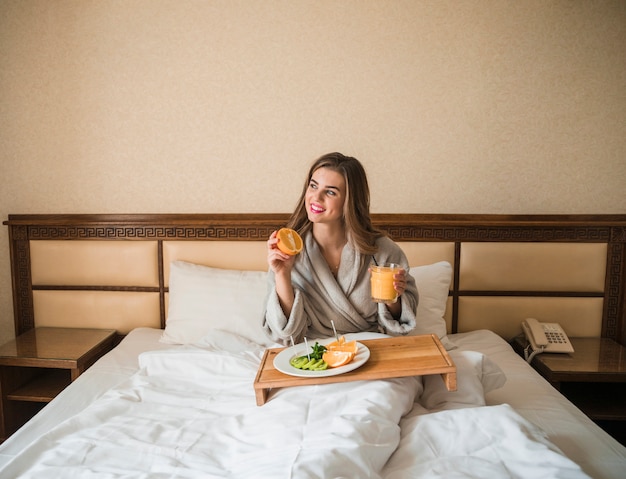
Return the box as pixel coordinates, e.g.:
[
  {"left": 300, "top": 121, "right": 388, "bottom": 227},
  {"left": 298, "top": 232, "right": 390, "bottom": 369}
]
[
  {"left": 161, "top": 261, "right": 272, "bottom": 347},
  {"left": 419, "top": 350, "right": 507, "bottom": 411},
  {"left": 409, "top": 261, "right": 452, "bottom": 340}
]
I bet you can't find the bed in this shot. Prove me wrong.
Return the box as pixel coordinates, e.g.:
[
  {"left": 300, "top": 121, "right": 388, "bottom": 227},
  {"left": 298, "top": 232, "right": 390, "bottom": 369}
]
[{"left": 1, "top": 213, "right": 625, "bottom": 478}]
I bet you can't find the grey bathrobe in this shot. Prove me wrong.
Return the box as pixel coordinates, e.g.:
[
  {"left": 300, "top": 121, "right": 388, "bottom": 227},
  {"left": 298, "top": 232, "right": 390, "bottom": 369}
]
[{"left": 263, "top": 232, "right": 418, "bottom": 344}]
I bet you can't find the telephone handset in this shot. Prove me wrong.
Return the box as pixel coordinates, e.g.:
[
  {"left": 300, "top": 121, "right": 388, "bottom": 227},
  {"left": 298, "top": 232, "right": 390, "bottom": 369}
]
[{"left": 521, "top": 318, "right": 574, "bottom": 362}]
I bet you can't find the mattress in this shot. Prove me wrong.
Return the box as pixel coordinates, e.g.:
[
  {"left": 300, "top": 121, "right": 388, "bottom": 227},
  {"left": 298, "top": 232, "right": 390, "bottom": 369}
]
[{"left": 0, "top": 328, "right": 624, "bottom": 478}]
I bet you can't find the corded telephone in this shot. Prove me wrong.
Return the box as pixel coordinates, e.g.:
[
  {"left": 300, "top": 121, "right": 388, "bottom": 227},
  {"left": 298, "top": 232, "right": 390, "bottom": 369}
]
[{"left": 521, "top": 318, "right": 574, "bottom": 362}]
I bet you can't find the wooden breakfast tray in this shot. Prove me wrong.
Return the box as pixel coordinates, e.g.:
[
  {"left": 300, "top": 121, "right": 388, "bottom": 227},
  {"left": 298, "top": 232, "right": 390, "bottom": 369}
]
[{"left": 253, "top": 334, "right": 456, "bottom": 406}]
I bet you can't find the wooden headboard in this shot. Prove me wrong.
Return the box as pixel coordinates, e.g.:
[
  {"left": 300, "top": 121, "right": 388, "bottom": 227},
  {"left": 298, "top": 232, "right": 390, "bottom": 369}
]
[{"left": 4, "top": 214, "right": 626, "bottom": 345}]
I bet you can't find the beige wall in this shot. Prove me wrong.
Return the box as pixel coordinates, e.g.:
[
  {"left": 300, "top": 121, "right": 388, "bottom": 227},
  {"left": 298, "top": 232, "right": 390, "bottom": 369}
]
[{"left": 1, "top": 1, "right": 625, "bottom": 344}]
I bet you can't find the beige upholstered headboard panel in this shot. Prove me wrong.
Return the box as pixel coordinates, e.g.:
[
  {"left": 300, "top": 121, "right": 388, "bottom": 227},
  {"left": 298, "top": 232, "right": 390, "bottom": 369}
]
[
  {"left": 29, "top": 240, "right": 160, "bottom": 332},
  {"left": 456, "top": 242, "right": 607, "bottom": 339},
  {"left": 5, "top": 214, "right": 626, "bottom": 345}
]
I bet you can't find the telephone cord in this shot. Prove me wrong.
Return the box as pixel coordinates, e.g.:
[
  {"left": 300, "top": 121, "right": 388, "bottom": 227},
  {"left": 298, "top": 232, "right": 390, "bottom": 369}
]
[{"left": 524, "top": 344, "right": 544, "bottom": 363}]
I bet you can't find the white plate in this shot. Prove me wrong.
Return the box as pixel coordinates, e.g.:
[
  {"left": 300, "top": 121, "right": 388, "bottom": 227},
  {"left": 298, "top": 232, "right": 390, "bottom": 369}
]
[{"left": 273, "top": 338, "right": 370, "bottom": 378}]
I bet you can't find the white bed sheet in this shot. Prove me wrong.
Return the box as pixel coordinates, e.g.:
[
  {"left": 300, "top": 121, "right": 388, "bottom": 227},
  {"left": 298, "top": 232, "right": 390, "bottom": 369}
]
[
  {"left": 0, "top": 328, "right": 624, "bottom": 479},
  {"left": 0, "top": 330, "right": 420, "bottom": 478},
  {"left": 449, "top": 330, "right": 626, "bottom": 479},
  {"left": 0, "top": 328, "right": 167, "bottom": 467}
]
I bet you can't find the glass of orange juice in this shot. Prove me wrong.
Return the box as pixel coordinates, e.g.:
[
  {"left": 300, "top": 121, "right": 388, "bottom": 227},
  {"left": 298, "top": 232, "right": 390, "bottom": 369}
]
[{"left": 370, "top": 263, "right": 400, "bottom": 303}]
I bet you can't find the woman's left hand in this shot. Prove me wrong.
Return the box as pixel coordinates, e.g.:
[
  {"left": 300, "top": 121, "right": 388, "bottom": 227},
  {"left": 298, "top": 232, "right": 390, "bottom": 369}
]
[{"left": 393, "top": 268, "right": 407, "bottom": 298}]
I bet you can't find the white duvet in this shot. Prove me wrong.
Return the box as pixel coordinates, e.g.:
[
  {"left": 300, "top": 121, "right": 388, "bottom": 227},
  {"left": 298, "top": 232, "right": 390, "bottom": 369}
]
[
  {"left": 0, "top": 331, "right": 590, "bottom": 479},
  {"left": 384, "top": 404, "right": 589, "bottom": 478}
]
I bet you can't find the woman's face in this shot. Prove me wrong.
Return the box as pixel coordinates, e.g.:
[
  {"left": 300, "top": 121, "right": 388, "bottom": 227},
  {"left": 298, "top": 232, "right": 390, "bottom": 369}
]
[{"left": 305, "top": 167, "right": 346, "bottom": 225}]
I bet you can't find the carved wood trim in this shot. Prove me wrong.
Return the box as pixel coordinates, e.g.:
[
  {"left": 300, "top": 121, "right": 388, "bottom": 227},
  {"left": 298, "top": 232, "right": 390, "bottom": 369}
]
[
  {"left": 379, "top": 224, "right": 612, "bottom": 242},
  {"left": 8, "top": 226, "right": 34, "bottom": 336},
  {"left": 605, "top": 239, "right": 625, "bottom": 344},
  {"left": 24, "top": 225, "right": 285, "bottom": 241}
]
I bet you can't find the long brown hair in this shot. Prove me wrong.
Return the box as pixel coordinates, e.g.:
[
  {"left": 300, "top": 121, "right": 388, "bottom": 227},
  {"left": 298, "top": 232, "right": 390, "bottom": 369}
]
[{"left": 287, "top": 152, "right": 384, "bottom": 255}]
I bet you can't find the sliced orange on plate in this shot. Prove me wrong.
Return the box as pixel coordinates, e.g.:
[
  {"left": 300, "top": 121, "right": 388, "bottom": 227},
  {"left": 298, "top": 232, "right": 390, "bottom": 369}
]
[
  {"left": 326, "top": 336, "right": 358, "bottom": 355},
  {"left": 324, "top": 335, "right": 358, "bottom": 367},
  {"left": 322, "top": 350, "right": 355, "bottom": 368},
  {"left": 276, "top": 228, "right": 303, "bottom": 256}
]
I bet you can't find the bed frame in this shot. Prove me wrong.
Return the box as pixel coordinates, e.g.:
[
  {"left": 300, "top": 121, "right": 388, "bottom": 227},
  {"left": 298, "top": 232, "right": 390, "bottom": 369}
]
[{"left": 4, "top": 214, "right": 626, "bottom": 345}]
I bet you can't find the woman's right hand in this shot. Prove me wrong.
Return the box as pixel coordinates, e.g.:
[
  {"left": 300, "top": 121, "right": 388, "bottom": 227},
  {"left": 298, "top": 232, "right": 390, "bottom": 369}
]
[
  {"left": 267, "top": 230, "right": 297, "bottom": 275},
  {"left": 268, "top": 231, "right": 297, "bottom": 316}
]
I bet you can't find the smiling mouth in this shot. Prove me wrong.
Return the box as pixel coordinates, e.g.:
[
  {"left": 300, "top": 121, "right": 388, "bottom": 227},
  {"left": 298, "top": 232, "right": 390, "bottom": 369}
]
[{"left": 310, "top": 204, "right": 325, "bottom": 214}]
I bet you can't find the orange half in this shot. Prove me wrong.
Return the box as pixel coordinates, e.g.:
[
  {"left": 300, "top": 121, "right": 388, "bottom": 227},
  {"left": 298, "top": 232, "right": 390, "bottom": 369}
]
[{"left": 276, "top": 228, "right": 303, "bottom": 256}]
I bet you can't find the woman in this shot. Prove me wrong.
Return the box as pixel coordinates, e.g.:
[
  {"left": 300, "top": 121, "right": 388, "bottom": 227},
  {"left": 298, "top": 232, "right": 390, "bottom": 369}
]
[{"left": 263, "top": 152, "right": 418, "bottom": 344}]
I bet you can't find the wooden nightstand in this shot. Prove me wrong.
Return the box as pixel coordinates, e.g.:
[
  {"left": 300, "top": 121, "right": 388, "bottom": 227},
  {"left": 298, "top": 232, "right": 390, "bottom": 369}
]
[
  {"left": 0, "top": 327, "right": 116, "bottom": 442},
  {"left": 511, "top": 335, "right": 626, "bottom": 445}
]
